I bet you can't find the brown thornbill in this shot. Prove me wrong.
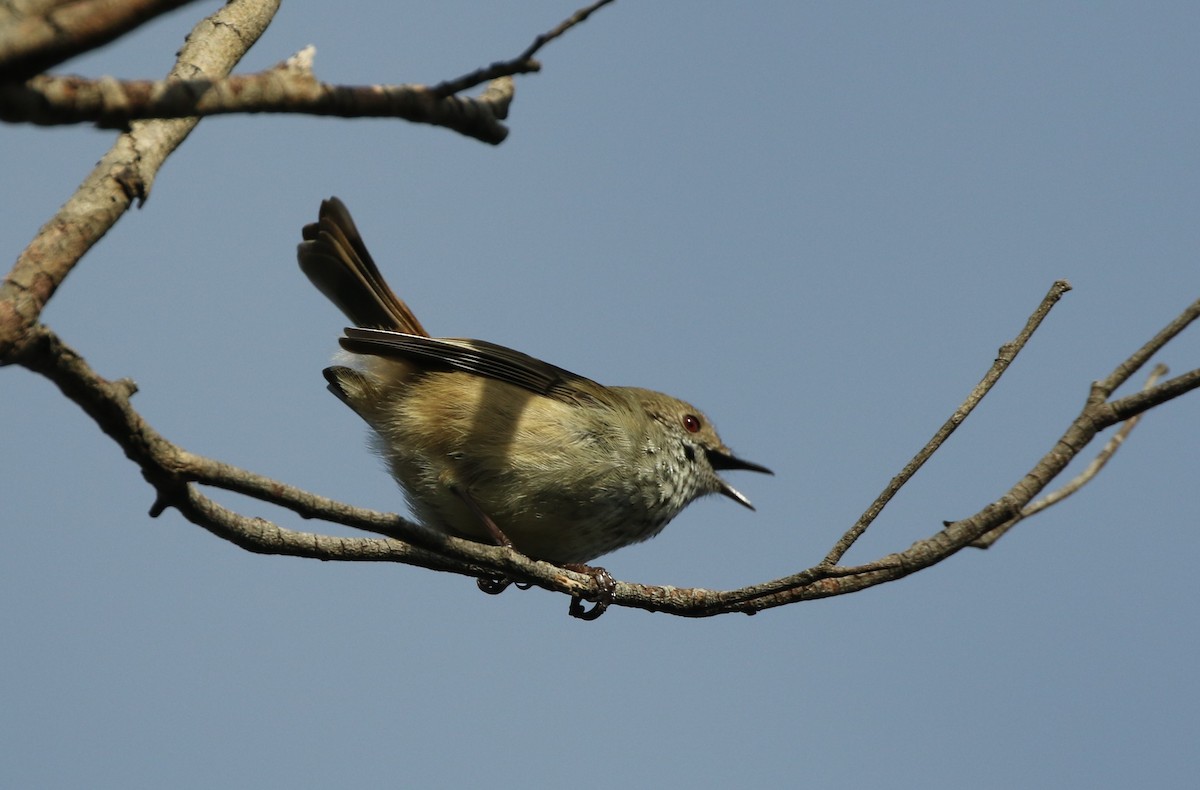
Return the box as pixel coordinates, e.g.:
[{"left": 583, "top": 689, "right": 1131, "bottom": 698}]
[{"left": 298, "top": 198, "right": 770, "bottom": 615}]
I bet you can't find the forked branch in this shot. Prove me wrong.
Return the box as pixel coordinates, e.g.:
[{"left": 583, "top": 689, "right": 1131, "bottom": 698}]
[{"left": 11, "top": 280, "right": 1198, "bottom": 618}]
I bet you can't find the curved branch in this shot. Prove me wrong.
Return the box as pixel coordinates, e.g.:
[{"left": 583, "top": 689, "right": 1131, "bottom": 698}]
[
  {"left": 10, "top": 283, "right": 1197, "bottom": 618},
  {"left": 618, "top": 293, "right": 1200, "bottom": 616},
  {"left": 14, "top": 322, "right": 604, "bottom": 600}
]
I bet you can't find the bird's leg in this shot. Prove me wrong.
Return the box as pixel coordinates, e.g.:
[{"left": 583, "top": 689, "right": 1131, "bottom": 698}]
[
  {"left": 450, "top": 487, "right": 612, "bottom": 617},
  {"left": 452, "top": 485, "right": 511, "bottom": 548},
  {"left": 564, "top": 564, "right": 617, "bottom": 621},
  {"left": 452, "top": 486, "right": 520, "bottom": 595}
]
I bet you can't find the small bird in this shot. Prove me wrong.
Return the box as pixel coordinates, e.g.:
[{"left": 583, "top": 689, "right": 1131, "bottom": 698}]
[{"left": 298, "top": 198, "right": 770, "bottom": 611}]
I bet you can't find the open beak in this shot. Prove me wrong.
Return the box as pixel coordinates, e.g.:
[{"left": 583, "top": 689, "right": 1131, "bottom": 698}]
[{"left": 706, "top": 449, "right": 773, "bottom": 510}]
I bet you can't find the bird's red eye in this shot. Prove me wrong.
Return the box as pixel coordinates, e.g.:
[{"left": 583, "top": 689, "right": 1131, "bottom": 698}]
[{"left": 682, "top": 414, "right": 701, "bottom": 433}]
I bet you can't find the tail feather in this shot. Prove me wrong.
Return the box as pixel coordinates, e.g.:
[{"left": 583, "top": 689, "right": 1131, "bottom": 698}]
[{"left": 298, "top": 197, "right": 429, "bottom": 336}]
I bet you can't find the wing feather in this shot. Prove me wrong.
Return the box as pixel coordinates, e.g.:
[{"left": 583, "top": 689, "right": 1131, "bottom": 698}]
[{"left": 340, "top": 327, "right": 616, "bottom": 407}]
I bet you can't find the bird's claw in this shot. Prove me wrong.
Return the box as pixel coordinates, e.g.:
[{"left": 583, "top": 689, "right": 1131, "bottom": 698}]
[
  {"left": 477, "top": 577, "right": 512, "bottom": 595},
  {"left": 564, "top": 564, "right": 616, "bottom": 621},
  {"left": 477, "top": 565, "right": 616, "bottom": 621}
]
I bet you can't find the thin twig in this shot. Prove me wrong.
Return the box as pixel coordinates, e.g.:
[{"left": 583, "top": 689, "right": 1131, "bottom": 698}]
[
  {"left": 821, "top": 279, "right": 1072, "bottom": 566},
  {"left": 1107, "top": 366, "right": 1200, "bottom": 421},
  {"left": 1093, "top": 296, "right": 1200, "bottom": 398},
  {"left": 431, "top": 0, "right": 615, "bottom": 97}
]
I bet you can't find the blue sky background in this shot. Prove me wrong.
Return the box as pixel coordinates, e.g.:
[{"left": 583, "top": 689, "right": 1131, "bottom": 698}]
[{"left": 3, "top": 2, "right": 1198, "bottom": 787}]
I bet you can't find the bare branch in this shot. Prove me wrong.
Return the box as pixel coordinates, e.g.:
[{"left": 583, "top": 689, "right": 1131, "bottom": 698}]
[
  {"left": 641, "top": 292, "right": 1199, "bottom": 617},
  {"left": 12, "top": 280, "right": 1197, "bottom": 619},
  {"left": 971, "top": 363, "right": 1168, "bottom": 549},
  {"left": 0, "top": 0, "right": 613, "bottom": 138},
  {"left": 0, "top": 47, "right": 515, "bottom": 143},
  {"left": 821, "top": 279, "right": 1072, "bottom": 566},
  {"left": 0, "top": 0, "right": 201, "bottom": 82},
  {"left": 12, "top": 322, "right": 606, "bottom": 600}
]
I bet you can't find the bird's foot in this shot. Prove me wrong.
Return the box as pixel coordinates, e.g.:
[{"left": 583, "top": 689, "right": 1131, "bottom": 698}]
[{"left": 563, "top": 564, "right": 617, "bottom": 621}]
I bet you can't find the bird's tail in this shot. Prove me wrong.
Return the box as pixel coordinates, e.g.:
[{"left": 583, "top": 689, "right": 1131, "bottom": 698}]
[{"left": 297, "top": 197, "right": 429, "bottom": 337}]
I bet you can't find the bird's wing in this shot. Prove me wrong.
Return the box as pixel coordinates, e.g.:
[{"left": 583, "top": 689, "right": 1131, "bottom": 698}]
[{"left": 339, "top": 327, "right": 617, "bottom": 407}]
